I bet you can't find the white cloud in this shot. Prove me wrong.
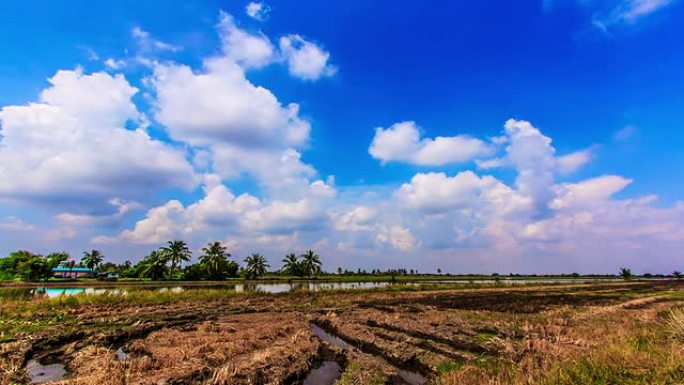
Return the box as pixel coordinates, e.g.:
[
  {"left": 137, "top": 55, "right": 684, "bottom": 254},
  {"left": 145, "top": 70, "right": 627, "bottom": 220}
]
[
  {"left": 0, "top": 217, "right": 35, "bottom": 232},
  {"left": 132, "top": 26, "right": 180, "bottom": 53},
  {"left": 376, "top": 226, "right": 418, "bottom": 251},
  {"left": 369, "top": 121, "right": 493, "bottom": 166},
  {"left": 0, "top": 69, "right": 197, "bottom": 208},
  {"left": 557, "top": 148, "right": 593, "bottom": 174},
  {"left": 56, "top": 199, "right": 141, "bottom": 226},
  {"left": 551, "top": 175, "right": 633, "bottom": 209},
  {"left": 153, "top": 58, "right": 309, "bottom": 149},
  {"left": 104, "top": 58, "right": 126, "bottom": 70},
  {"left": 114, "top": 177, "right": 335, "bottom": 245},
  {"left": 503, "top": 119, "right": 557, "bottom": 217},
  {"left": 334, "top": 206, "right": 378, "bottom": 232},
  {"left": 614, "top": 125, "right": 637, "bottom": 141},
  {"left": 397, "top": 171, "right": 513, "bottom": 213},
  {"left": 279, "top": 34, "right": 336, "bottom": 80},
  {"left": 592, "top": 0, "right": 676, "bottom": 31},
  {"left": 246, "top": 2, "right": 270, "bottom": 20},
  {"left": 217, "top": 11, "right": 275, "bottom": 69}
]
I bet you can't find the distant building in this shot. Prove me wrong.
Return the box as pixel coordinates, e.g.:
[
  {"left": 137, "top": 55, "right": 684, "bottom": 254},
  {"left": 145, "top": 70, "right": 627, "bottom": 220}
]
[{"left": 52, "top": 266, "right": 95, "bottom": 278}]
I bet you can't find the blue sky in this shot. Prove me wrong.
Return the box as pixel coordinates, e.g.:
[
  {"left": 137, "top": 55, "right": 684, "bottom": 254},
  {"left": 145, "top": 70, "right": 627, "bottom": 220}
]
[{"left": 0, "top": 0, "right": 683, "bottom": 273}]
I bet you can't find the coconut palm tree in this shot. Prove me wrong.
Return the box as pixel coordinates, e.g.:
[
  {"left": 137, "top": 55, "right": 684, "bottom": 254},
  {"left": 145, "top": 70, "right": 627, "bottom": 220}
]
[
  {"left": 244, "top": 253, "right": 269, "bottom": 279},
  {"left": 81, "top": 250, "right": 104, "bottom": 271},
  {"left": 281, "top": 253, "right": 302, "bottom": 277},
  {"left": 162, "top": 240, "right": 192, "bottom": 280},
  {"left": 200, "top": 241, "right": 230, "bottom": 280},
  {"left": 140, "top": 250, "right": 168, "bottom": 279},
  {"left": 300, "top": 250, "right": 322, "bottom": 277}
]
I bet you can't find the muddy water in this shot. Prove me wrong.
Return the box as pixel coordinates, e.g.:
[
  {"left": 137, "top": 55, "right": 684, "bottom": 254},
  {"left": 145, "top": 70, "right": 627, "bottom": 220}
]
[
  {"left": 26, "top": 359, "right": 67, "bottom": 383},
  {"left": 302, "top": 361, "right": 342, "bottom": 385},
  {"left": 310, "top": 324, "right": 427, "bottom": 385}
]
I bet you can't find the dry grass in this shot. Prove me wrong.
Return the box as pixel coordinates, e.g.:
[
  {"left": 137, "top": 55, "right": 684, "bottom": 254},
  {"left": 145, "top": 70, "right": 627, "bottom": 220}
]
[
  {"left": 667, "top": 307, "right": 684, "bottom": 340},
  {"left": 3, "top": 281, "right": 684, "bottom": 385}
]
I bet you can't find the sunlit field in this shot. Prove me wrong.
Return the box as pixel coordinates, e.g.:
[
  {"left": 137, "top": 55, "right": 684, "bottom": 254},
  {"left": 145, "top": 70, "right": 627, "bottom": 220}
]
[{"left": 2, "top": 281, "right": 684, "bottom": 384}]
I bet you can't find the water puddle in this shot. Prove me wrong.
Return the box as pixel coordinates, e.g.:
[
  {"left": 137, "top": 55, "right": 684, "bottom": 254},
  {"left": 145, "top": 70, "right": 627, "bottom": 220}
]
[
  {"left": 115, "top": 347, "right": 128, "bottom": 361},
  {"left": 26, "top": 359, "right": 67, "bottom": 383},
  {"left": 311, "top": 324, "right": 350, "bottom": 349},
  {"left": 310, "top": 323, "right": 426, "bottom": 385},
  {"left": 302, "top": 361, "right": 342, "bottom": 385}
]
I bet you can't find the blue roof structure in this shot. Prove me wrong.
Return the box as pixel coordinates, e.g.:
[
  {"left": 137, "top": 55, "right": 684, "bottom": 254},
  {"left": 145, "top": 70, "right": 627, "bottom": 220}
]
[{"left": 52, "top": 267, "right": 94, "bottom": 273}]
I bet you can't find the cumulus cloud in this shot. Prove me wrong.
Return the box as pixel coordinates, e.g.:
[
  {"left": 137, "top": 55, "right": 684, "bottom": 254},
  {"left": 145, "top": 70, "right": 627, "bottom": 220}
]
[
  {"left": 557, "top": 148, "right": 594, "bottom": 174},
  {"left": 246, "top": 2, "right": 270, "bottom": 20},
  {"left": 502, "top": 119, "right": 557, "bottom": 217},
  {"left": 113, "top": 177, "right": 335, "bottom": 245},
  {"left": 369, "top": 121, "right": 493, "bottom": 166},
  {"left": 0, "top": 69, "right": 197, "bottom": 208},
  {"left": 151, "top": 14, "right": 320, "bottom": 191},
  {"left": 153, "top": 59, "right": 309, "bottom": 149},
  {"left": 279, "top": 34, "right": 336, "bottom": 80},
  {"left": 217, "top": 11, "right": 275, "bottom": 69}
]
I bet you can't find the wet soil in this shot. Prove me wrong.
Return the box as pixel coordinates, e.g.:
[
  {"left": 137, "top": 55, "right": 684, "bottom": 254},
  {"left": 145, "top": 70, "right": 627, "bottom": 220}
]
[{"left": 3, "top": 281, "right": 683, "bottom": 385}]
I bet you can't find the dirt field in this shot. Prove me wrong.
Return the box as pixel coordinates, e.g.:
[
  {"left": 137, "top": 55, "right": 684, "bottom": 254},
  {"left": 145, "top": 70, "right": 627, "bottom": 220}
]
[{"left": 2, "top": 281, "right": 684, "bottom": 385}]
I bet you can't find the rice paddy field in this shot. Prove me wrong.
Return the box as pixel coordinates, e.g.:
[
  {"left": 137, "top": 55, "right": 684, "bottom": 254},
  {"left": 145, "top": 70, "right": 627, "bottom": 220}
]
[{"left": 2, "top": 280, "right": 684, "bottom": 385}]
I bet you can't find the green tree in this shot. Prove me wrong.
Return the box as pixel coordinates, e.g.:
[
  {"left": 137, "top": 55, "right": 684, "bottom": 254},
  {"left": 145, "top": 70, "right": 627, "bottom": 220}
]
[
  {"left": 15, "top": 252, "right": 68, "bottom": 282},
  {"left": 162, "top": 240, "right": 192, "bottom": 280},
  {"left": 81, "top": 249, "right": 104, "bottom": 270},
  {"left": 281, "top": 253, "right": 302, "bottom": 277},
  {"left": 619, "top": 267, "right": 633, "bottom": 280},
  {"left": 673, "top": 270, "right": 683, "bottom": 279},
  {"left": 139, "top": 250, "right": 168, "bottom": 280},
  {"left": 199, "top": 241, "right": 231, "bottom": 280},
  {"left": 300, "top": 250, "right": 322, "bottom": 277},
  {"left": 244, "top": 253, "right": 269, "bottom": 279},
  {"left": 0, "top": 250, "right": 36, "bottom": 279}
]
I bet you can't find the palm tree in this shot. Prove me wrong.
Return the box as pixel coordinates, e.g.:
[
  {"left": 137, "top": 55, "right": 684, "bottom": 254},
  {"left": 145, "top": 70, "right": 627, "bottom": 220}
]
[
  {"left": 673, "top": 270, "right": 683, "bottom": 279},
  {"left": 81, "top": 250, "right": 104, "bottom": 271},
  {"left": 200, "top": 241, "right": 230, "bottom": 280},
  {"left": 140, "top": 250, "right": 168, "bottom": 279},
  {"left": 244, "top": 253, "right": 269, "bottom": 279},
  {"left": 162, "top": 240, "right": 192, "bottom": 280},
  {"left": 300, "top": 250, "right": 322, "bottom": 277},
  {"left": 281, "top": 253, "right": 301, "bottom": 277}
]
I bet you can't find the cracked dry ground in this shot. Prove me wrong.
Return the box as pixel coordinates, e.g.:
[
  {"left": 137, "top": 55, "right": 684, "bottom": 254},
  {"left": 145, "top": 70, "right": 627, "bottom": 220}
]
[{"left": 3, "top": 281, "right": 684, "bottom": 385}]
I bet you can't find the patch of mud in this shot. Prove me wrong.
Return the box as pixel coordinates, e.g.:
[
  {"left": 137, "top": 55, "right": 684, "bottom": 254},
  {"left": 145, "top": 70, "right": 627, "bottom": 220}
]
[{"left": 310, "top": 323, "right": 427, "bottom": 385}]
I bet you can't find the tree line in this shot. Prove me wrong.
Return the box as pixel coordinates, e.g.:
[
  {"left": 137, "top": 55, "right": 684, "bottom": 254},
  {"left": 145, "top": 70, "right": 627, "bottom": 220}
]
[
  {"left": 0, "top": 240, "right": 324, "bottom": 282},
  {"left": 1, "top": 243, "right": 681, "bottom": 282}
]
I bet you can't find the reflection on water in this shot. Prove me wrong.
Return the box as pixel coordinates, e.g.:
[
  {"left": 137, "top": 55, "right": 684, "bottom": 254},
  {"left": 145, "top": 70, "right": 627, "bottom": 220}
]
[
  {"left": 0, "top": 278, "right": 626, "bottom": 300},
  {"left": 302, "top": 361, "right": 342, "bottom": 385},
  {"left": 26, "top": 359, "right": 67, "bottom": 383}
]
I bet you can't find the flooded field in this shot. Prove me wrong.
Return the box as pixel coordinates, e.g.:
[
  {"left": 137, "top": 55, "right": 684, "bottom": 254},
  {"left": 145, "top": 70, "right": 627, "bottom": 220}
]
[
  {"left": 1, "top": 281, "right": 684, "bottom": 384},
  {"left": 0, "top": 278, "right": 626, "bottom": 299}
]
